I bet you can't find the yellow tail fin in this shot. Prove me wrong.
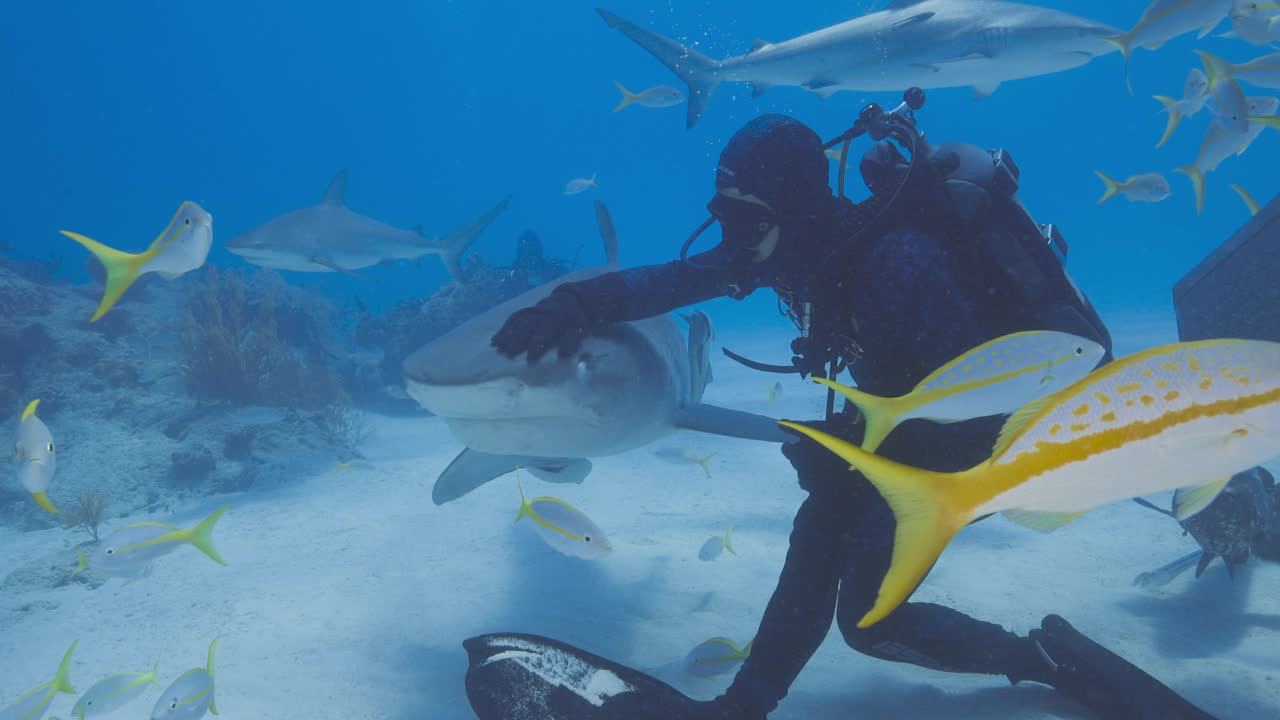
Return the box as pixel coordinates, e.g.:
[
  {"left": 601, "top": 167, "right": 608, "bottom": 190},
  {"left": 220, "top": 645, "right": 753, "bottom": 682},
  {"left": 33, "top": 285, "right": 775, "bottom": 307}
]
[
  {"left": 693, "top": 452, "right": 715, "bottom": 478},
  {"left": 1103, "top": 33, "right": 1134, "bottom": 95},
  {"left": 779, "top": 421, "right": 971, "bottom": 627},
  {"left": 811, "top": 377, "right": 910, "bottom": 453},
  {"left": 1152, "top": 96, "right": 1182, "bottom": 148},
  {"left": 32, "top": 491, "right": 59, "bottom": 514},
  {"left": 59, "top": 231, "right": 154, "bottom": 322},
  {"left": 1093, "top": 170, "right": 1123, "bottom": 205},
  {"left": 207, "top": 637, "right": 219, "bottom": 715},
  {"left": 184, "top": 504, "right": 229, "bottom": 565},
  {"left": 514, "top": 470, "right": 531, "bottom": 523},
  {"left": 1196, "top": 50, "right": 1231, "bottom": 88},
  {"left": 1174, "top": 165, "right": 1206, "bottom": 215},
  {"left": 613, "top": 81, "right": 637, "bottom": 112},
  {"left": 52, "top": 640, "right": 78, "bottom": 695}
]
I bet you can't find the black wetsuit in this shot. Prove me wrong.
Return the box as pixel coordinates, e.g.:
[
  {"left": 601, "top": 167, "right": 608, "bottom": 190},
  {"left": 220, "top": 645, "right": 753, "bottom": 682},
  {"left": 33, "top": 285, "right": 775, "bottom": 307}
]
[{"left": 549, "top": 195, "right": 1115, "bottom": 714}]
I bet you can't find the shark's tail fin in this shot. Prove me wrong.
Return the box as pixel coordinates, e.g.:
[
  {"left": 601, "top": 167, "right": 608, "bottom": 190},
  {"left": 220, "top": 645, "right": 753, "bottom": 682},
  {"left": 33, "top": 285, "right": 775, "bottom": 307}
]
[
  {"left": 596, "top": 8, "right": 722, "bottom": 128},
  {"left": 432, "top": 195, "right": 511, "bottom": 282}
]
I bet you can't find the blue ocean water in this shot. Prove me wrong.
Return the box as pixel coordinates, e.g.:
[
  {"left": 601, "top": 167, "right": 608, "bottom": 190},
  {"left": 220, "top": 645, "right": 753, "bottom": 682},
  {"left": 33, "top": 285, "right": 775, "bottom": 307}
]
[
  {"left": 3, "top": 1, "right": 1272, "bottom": 318},
  {"left": 2, "top": 1, "right": 1279, "bottom": 718}
]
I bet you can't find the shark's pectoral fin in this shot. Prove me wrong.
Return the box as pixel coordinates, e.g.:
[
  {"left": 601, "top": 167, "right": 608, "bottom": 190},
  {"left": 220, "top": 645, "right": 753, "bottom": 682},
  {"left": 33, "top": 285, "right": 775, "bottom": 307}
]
[
  {"left": 312, "top": 255, "right": 370, "bottom": 280},
  {"left": 1196, "top": 17, "right": 1221, "bottom": 40},
  {"left": 802, "top": 78, "right": 841, "bottom": 100},
  {"left": 750, "top": 83, "right": 772, "bottom": 99},
  {"left": 525, "top": 459, "right": 593, "bottom": 485},
  {"left": 434, "top": 449, "right": 594, "bottom": 505},
  {"left": 893, "top": 11, "right": 935, "bottom": 28},
  {"left": 673, "top": 404, "right": 794, "bottom": 443},
  {"left": 941, "top": 49, "right": 993, "bottom": 63},
  {"left": 912, "top": 63, "right": 942, "bottom": 73},
  {"left": 972, "top": 81, "right": 1001, "bottom": 99}
]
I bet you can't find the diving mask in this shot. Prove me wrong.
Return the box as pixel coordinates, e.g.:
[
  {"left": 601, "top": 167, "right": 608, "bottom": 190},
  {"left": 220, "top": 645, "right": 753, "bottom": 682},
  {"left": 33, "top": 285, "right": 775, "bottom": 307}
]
[{"left": 680, "top": 191, "right": 780, "bottom": 264}]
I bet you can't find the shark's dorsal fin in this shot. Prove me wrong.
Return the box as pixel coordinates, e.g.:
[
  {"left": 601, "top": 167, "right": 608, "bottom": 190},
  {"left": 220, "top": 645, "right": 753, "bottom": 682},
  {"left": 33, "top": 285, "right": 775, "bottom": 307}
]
[
  {"left": 749, "top": 38, "right": 771, "bottom": 52},
  {"left": 594, "top": 200, "right": 619, "bottom": 266},
  {"left": 322, "top": 169, "right": 349, "bottom": 206}
]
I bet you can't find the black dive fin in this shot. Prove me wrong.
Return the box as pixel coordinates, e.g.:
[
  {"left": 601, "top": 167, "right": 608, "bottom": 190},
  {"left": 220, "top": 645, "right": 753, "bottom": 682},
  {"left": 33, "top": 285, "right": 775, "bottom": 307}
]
[
  {"left": 1029, "top": 615, "right": 1220, "bottom": 719},
  {"left": 463, "top": 633, "right": 705, "bottom": 720},
  {"left": 434, "top": 450, "right": 592, "bottom": 505}
]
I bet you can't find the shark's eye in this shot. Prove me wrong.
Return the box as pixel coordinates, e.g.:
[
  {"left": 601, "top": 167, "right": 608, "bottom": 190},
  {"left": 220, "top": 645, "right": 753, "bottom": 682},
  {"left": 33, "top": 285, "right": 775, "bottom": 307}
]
[
  {"left": 47, "top": 442, "right": 54, "bottom": 452},
  {"left": 184, "top": 217, "right": 192, "bottom": 226},
  {"left": 105, "top": 548, "right": 115, "bottom": 555},
  {"left": 170, "top": 700, "right": 179, "bottom": 710},
  {"left": 584, "top": 535, "right": 592, "bottom": 543},
  {"left": 1074, "top": 346, "right": 1084, "bottom": 356}
]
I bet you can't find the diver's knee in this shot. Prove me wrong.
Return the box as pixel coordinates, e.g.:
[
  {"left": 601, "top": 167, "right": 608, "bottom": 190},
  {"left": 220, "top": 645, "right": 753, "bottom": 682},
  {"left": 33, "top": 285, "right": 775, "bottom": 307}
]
[{"left": 835, "top": 601, "right": 877, "bottom": 654}]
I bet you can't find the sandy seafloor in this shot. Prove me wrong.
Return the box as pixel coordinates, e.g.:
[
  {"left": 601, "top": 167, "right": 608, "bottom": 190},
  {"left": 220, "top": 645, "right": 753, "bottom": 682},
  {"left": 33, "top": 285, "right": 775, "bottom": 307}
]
[{"left": 1, "top": 308, "right": 1277, "bottom": 720}]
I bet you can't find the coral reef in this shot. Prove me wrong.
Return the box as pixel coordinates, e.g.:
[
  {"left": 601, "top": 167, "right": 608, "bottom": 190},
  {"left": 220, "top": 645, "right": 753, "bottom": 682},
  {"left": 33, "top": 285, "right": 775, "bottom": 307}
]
[
  {"left": 0, "top": 257, "right": 366, "bottom": 534},
  {"left": 179, "top": 266, "right": 348, "bottom": 410},
  {"left": 312, "top": 402, "right": 373, "bottom": 458},
  {"left": 60, "top": 492, "right": 108, "bottom": 542}
]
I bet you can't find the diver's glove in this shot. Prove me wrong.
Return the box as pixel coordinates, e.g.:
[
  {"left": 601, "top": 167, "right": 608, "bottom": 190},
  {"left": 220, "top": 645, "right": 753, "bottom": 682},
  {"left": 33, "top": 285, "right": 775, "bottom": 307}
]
[
  {"left": 1013, "top": 614, "right": 1219, "bottom": 720},
  {"left": 490, "top": 273, "right": 630, "bottom": 363},
  {"left": 779, "top": 411, "right": 865, "bottom": 494}
]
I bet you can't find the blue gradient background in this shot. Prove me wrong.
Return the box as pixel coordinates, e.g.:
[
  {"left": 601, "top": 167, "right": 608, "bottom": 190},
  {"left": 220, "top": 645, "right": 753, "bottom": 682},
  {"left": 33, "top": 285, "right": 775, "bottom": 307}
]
[{"left": 1, "top": 0, "right": 1272, "bottom": 327}]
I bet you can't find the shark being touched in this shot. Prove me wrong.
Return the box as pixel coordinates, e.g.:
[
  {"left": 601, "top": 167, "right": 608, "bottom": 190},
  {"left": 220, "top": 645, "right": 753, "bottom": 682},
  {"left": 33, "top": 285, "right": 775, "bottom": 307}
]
[
  {"left": 597, "top": 0, "right": 1120, "bottom": 127},
  {"left": 226, "top": 169, "right": 510, "bottom": 280},
  {"left": 403, "top": 201, "right": 792, "bottom": 505}
]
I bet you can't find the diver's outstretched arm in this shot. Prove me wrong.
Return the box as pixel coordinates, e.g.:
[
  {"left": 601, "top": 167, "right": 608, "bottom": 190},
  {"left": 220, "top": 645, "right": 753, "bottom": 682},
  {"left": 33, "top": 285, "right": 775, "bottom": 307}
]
[{"left": 491, "top": 246, "right": 737, "bottom": 362}]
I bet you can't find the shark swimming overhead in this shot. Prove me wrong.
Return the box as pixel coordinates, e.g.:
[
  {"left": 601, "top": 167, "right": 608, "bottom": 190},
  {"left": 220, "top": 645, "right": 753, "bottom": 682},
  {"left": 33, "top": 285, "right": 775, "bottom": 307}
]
[
  {"left": 402, "top": 201, "right": 792, "bottom": 505},
  {"left": 225, "top": 169, "right": 510, "bottom": 280},
  {"left": 596, "top": 0, "right": 1121, "bottom": 127}
]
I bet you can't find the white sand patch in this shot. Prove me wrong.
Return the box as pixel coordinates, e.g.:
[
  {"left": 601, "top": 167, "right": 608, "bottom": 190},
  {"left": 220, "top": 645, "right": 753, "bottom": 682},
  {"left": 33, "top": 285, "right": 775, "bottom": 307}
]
[{"left": 0, "top": 314, "right": 1275, "bottom": 719}]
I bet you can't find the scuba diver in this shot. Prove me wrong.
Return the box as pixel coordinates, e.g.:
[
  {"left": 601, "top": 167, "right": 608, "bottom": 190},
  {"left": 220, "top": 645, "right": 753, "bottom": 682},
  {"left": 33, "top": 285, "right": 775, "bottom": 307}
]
[
  {"left": 1134, "top": 466, "right": 1280, "bottom": 588},
  {"left": 473, "top": 91, "right": 1219, "bottom": 720}
]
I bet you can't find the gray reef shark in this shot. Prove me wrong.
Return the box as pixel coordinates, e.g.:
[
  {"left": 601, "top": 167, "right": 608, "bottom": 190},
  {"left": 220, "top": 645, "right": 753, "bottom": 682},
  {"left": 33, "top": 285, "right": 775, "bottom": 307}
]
[
  {"left": 226, "top": 169, "right": 510, "bottom": 280},
  {"left": 403, "top": 201, "right": 792, "bottom": 505},
  {"left": 597, "top": 0, "right": 1120, "bottom": 127}
]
